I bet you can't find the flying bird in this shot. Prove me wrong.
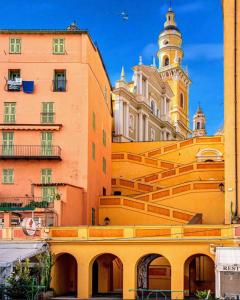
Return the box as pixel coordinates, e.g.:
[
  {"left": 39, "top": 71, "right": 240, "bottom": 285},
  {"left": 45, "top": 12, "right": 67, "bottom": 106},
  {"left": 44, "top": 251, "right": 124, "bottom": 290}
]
[{"left": 120, "top": 10, "right": 129, "bottom": 21}]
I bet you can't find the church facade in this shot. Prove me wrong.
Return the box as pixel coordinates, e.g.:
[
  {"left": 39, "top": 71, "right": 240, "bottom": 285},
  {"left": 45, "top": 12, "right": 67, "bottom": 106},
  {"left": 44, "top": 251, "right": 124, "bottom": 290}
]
[{"left": 113, "top": 8, "right": 192, "bottom": 142}]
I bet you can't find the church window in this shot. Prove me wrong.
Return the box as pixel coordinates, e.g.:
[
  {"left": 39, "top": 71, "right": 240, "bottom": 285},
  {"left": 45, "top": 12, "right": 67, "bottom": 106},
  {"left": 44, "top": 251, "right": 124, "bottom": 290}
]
[
  {"left": 129, "top": 114, "right": 134, "bottom": 130},
  {"left": 151, "top": 128, "right": 156, "bottom": 141},
  {"left": 163, "top": 56, "right": 170, "bottom": 67},
  {"left": 197, "top": 122, "right": 201, "bottom": 130},
  {"left": 150, "top": 100, "right": 156, "bottom": 114},
  {"left": 180, "top": 93, "right": 184, "bottom": 108}
]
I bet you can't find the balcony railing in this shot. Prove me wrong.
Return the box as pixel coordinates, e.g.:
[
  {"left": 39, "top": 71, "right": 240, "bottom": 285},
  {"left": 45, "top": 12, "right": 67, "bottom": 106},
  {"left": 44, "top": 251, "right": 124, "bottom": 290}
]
[
  {"left": 0, "top": 145, "right": 61, "bottom": 160},
  {"left": 41, "top": 112, "right": 55, "bottom": 124},
  {"left": 0, "top": 197, "right": 53, "bottom": 211},
  {"left": 53, "top": 79, "right": 67, "bottom": 92}
]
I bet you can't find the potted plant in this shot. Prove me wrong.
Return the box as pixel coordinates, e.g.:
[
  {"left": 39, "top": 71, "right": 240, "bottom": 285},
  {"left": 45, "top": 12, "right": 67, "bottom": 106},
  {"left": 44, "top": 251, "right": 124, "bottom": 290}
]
[
  {"left": 55, "top": 193, "right": 61, "bottom": 200},
  {"left": 195, "top": 290, "right": 211, "bottom": 300}
]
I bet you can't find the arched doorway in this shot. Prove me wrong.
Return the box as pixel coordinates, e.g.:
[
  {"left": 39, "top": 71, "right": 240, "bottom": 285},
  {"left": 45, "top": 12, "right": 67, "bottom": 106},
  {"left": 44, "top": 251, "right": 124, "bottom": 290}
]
[
  {"left": 184, "top": 254, "right": 215, "bottom": 298},
  {"left": 54, "top": 253, "right": 78, "bottom": 297},
  {"left": 91, "top": 253, "right": 123, "bottom": 298},
  {"left": 137, "top": 254, "right": 171, "bottom": 298}
]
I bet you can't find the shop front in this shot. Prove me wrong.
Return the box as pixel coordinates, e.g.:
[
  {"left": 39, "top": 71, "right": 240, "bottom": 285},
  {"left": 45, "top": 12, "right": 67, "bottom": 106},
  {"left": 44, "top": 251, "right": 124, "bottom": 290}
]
[{"left": 216, "top": 247, "right": 240, "bottom": 299}]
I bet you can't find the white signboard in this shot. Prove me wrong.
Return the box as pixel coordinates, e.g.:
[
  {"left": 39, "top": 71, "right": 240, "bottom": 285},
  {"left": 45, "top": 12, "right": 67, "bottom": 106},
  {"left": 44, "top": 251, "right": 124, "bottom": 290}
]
[
  {"left": 217, "top": 264, "right": 240, "bottom": 272},
  {"left": 21, "top": 218, "right": 37, "bottom": 236}
]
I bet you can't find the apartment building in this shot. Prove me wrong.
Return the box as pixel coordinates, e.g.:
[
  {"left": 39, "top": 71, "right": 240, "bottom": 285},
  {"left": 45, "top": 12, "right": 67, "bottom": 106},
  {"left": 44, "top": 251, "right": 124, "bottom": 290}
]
[{"left": 0, "top": 24, "right": 112, "bottom": 227}]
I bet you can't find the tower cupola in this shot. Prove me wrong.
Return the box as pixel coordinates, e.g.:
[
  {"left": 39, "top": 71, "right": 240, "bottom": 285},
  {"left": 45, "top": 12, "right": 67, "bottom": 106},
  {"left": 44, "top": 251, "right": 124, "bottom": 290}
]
[
  {"left": 157, "top": 7, "right": 183, "bottom": 68},
  {"left": 193, "top": 106, "right": 206, "bottom": 137}
]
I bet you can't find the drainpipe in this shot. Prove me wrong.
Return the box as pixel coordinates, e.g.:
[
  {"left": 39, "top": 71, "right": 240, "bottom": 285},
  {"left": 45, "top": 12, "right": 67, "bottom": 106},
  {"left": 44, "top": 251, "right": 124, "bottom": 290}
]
[{"left": 234, "top": 0, "right": 238, "bottom": 216}]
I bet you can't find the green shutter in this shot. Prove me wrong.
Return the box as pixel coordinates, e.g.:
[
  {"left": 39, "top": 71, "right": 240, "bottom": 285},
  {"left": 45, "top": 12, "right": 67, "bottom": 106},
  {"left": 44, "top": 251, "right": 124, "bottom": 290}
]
[
  {"left": 42, "top": 186, "right": 56, "bottom": 202},
  {"left": 2, "top": 132, "right": 14, "bottom": 155},
  {"left": 41, "top": 168, "right": 52, "bottom": 184},
  {"left": 2, "top": 169, "right": 14, "bottom": 184},
  {"left": 4, "top": 103, "right": 16, "bottom": 123},
  {"left": 42, "top": 103, "right": 54, "bottom": 123},
  {"left": 41, "top": 132, "right": 53, "bottom": 155},
  {"left": 9, "top": 38, "right": 21, "bottom": 54},
  {"left": 53, "top": 38, "right": 65, "bottom": 54}
]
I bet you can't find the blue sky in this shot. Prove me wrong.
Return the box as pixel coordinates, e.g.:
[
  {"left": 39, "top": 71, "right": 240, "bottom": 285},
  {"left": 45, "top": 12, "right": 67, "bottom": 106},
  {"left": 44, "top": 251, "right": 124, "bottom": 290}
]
[{"left": 0, "top": 0, "right": 223, "bottom": 134}]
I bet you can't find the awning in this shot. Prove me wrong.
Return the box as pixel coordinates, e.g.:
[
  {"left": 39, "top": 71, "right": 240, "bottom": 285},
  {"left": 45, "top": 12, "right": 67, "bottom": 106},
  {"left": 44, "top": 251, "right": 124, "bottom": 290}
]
[
  {"left": 0, "top": 242, "right": 48, "bottom": 268},
  {"left": 216, "top": 247, "right": 240, "bottom": 271}
]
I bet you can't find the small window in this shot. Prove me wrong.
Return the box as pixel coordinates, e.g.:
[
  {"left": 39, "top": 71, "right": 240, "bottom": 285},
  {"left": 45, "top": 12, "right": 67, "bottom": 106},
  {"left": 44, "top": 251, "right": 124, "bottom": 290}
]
[
  {"left": 102, "top": 129, "right": 106, "bottom": 146},
  {"left": 92, "top": 208, "right": 96, "bottom": 225},
  {"left": 41, "top": 168, "right": 52, "bottom": 184},
  {"left": 41, "top": 132, "right": 53, "bottom": 155},
  {"left": 151, "top": 128, "right": 156, "bottom": 141},
  {"left": 180, "top": 93, "right": 184, "bottom": 108},
  {"left": 9, "top": 38, "right": 21, "bottom": 54},
  {"left": 197, "top": 122, "right": 201, "bottom": 130},
  {"left": 53, "top": 70, "right": 66, "bottom": 92},
  {"left": 41, "top": 102, "right": 54, "bottom": 123},
  {"left": 103, "top": 187, "right": 107, "bottom": 196},
  {"left": 92, "top": 112, "right": 96, "bottom": 131},
  {"left": 92, "top": 142, "right": 96, "bottom": 160},
  {"left": 53, "top": 38, "right": 65, "bottom": 54},
  {"left": 2, "top": 169, "right": 14, "bottom": 184},
  {"left": 102, "top": 157, "right": 106, "bottom": 174},
  {"left": 8, "top": 69, "right": 21, "bottom": 81},
  {"left": 4, "top": 103, "right": 16, "bottom": 123},
  {"left": 114, "top": 191, "right": 122, "bottom": 196},
  {"left": 163, "top": 56, "right": 170, "bottom": 67}
]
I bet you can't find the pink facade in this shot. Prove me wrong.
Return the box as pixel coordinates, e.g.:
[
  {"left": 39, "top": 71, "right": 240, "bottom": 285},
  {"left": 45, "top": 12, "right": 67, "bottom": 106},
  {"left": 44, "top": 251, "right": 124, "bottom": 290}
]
[{"left": 0, "top": 29, "right": 112, "bottom": 226}]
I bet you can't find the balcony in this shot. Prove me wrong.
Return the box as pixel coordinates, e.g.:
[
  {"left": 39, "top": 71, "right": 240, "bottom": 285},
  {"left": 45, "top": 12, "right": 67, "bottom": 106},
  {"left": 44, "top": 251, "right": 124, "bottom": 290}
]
[
  {"left": 0, "top": 197, "right": 53, "bottom": 212},
  {"left": 53, "top": 79, "right": 67, "bottom": 92},
  {"left": 0, "top": 145, "right": 62, "bottom": 160}
]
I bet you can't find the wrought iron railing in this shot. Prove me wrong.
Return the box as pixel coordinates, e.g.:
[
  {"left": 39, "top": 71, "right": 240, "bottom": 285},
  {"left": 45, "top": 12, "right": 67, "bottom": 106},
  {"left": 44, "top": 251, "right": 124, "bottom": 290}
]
[
  {"left": 129, "top": 289, "right": 187, "bottom": 300},
  {"left": 53, "top": 79, "right": 67, "bottom": 92},
  {"left": 0, "top": 145, "right": 61, "bottom": 159}
]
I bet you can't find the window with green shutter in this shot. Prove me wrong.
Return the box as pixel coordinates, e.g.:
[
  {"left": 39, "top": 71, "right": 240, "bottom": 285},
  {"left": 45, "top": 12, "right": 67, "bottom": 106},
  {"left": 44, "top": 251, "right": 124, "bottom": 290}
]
[
  {"left": 103, "top": 129, "right": 106, "bottom": 146},
  {"left": 92, "top": 112, "right": 96, "bottom": 131},
  {"left": 53, "top": 38, "right": 65, "bottom": 54},
  {"left": 41, "top": 132, "right": 53, "bottom": 155},
  {"left": 9, "top": 38, "right": 21, "bottom": 54},
  {"left": 42, "top": 186, "right": 56, "bottom": 202},
  {"left": 92, "top": 143, "right": 96, "bottom": 160},
  {"left": 2, "top": 169, "right": 14, "bottom": 184},
  {"left": 2, "top": 132, "right": 14, "bottom": 155},
  {"left": 102, "top": 157, "right": 106, "bottom": 174},
  {"left": 41, "top": 103, "right": 54, "bottom": 123},
  {"left": 4, "top": 103, "right": 16, "bottom": 123},
  {"left": 41, "top": 168, "right": 52, "bottom": 184}
]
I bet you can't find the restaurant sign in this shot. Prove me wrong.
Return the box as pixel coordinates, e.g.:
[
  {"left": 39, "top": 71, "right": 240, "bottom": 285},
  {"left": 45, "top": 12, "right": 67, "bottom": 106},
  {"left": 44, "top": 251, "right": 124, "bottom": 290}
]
[{"left": 217, "top": 264, "right": 240, "bottom": 272}]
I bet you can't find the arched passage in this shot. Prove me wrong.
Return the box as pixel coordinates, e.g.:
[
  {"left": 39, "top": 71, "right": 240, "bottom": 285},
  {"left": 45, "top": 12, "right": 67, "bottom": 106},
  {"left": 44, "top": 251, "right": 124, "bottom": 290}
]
[
  {"left": 137, "top": 253, "right": 171, "bottom": 296},
  {"left": 184, "top": 254, "right": 215, "bottom": 298},
  {"left": 54, "top": 253, "right": 78, "bottom": 297},
  {"left": 91, "top": 253, "right": 123, "bottom": 298}
]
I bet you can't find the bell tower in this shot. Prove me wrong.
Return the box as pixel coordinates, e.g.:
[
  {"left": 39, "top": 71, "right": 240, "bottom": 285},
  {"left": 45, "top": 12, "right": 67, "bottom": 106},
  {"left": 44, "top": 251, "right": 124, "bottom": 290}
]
[
  {"left": 192, "top": 106, "right": 206, "bottom": 137},
  {"left": 157, "top": 6, "right": 191, "bottom": 139}
]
